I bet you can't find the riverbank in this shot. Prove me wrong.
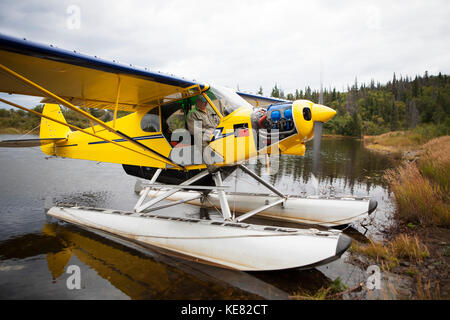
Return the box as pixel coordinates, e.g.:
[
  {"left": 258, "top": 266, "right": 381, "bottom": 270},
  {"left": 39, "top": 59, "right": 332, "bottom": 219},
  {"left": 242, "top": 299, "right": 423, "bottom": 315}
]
[
  {"left": 357, "top": 134, "right": 449, "bottom": 299},
  {"left": 363, "top": 124, "right": 449, "bottom": 159},
  {"left": 364, "top": 132, "right": 415, "bottom": 158}
]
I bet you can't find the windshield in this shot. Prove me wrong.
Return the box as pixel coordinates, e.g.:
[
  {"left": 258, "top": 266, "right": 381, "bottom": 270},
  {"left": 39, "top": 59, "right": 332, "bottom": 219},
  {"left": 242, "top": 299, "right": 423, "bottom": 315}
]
[{"left": 207, "top": 85, "right": 252, "bottom": 116}]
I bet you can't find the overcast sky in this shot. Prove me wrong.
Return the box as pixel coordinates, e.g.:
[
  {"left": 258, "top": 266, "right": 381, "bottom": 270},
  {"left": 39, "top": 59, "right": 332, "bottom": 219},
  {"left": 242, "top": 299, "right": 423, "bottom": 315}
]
[{"left": 0, "top": 0, "right": 449, "bottom": 107}]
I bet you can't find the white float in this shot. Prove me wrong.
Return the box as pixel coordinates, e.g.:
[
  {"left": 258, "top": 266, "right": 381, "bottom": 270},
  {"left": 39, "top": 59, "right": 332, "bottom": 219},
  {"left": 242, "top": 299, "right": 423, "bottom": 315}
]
[
  {"left": 139, "top": 188, "right": 377, "bottom": 227},
  {"left": 47, "top": 206, "right": 352, "bottom": 271}
]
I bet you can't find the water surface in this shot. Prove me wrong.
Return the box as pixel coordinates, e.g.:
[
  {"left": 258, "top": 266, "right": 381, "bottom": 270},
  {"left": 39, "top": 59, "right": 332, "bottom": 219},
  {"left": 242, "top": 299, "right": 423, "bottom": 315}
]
[{"left": 0, "top": 135, "right": 406, "bottom": 299}]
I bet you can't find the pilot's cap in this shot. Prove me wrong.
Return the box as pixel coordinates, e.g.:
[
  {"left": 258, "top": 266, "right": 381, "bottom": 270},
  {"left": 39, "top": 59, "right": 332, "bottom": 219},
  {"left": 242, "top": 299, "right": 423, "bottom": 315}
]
[{"left": 197, "top": 96, "right": 207, "bottom": 103}]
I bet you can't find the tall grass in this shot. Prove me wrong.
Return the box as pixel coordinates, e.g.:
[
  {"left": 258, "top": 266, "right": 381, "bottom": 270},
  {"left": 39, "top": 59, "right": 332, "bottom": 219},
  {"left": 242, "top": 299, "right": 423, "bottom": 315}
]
[
  {"left": 418, "top": 136, "right": 450, "bottom": 193},
  {"left": 416, "top": 276, "right": 441, "bottom": 300},
  {"left": 351, "top": 235, "right": 430, "bottom": 270},
  {"left": 384, "top": 136, "right": 450, "bottom": 227},
  {"left": 390, "top": 234, "right": 430, "bottom": 261}
]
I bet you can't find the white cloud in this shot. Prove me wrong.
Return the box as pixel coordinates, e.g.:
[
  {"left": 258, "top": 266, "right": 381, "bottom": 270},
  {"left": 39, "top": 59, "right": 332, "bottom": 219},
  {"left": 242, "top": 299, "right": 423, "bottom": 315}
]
[{"left": 0, "top": 0, "right": 449, "bottom": 104}]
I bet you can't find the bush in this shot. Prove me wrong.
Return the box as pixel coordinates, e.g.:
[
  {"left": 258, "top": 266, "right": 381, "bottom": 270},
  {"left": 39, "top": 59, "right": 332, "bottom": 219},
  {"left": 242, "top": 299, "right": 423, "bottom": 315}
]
[
  {"left": 324, "top": 113, "right": 363, "bottom": 137},
  {"left": 363, "top": 121, "right": 389, "bottom": 135},
  {"left": 412, "top": 122, "right": 450, "bottom": 144}
]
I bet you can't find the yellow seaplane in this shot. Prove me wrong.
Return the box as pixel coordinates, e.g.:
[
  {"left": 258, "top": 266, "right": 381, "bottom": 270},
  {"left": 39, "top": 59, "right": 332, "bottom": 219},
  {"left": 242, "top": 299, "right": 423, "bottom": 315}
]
[{"left": 0, "top": 34, "right": 376, "bottom": 271}]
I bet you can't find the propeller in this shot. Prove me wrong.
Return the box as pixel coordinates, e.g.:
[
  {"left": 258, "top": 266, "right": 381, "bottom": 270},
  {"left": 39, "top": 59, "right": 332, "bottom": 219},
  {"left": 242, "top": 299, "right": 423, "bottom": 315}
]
[
  {"left": 312, "top": 86, "right": 324, "bottom": 177},
  {"left": 291, "top": 99, "right": 335, "bottom": 194},
  {"left": 311, "top": 67, "right": 328, "bottom": 192}
]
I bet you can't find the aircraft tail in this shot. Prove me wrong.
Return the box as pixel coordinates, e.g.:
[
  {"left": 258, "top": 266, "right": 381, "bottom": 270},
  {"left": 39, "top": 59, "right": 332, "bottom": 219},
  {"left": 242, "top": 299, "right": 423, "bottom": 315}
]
[
  {"left": 40, "top": 103, "right": 71, "bottom": 155},
  {"left": 0, "top": 104, "right": 69, "bottom": 150}
]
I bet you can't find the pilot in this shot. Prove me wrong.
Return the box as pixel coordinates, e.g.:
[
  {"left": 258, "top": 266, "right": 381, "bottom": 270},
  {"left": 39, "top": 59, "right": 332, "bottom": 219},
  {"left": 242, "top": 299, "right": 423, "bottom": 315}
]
[{"left": 187, "top": 95, "right": 220, "bottom": 149}]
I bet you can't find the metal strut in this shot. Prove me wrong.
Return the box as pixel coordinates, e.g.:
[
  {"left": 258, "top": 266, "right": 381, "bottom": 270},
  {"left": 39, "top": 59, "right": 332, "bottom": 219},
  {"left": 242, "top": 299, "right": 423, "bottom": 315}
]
[
  {"left": 134, "top": 166, "right": 288, "bottom": 222},
  {"left": 234, "top": 164, "right": 288, "bottom": 222},
  {"left": 236, "top": 198, "right": 285, "bottom": 223},
  {"left": 239, "top": 164, "right": 286, "bottom": 199},
  {"left": 212, "top": 171, "right": 232, "bottom": 221},
  {"left": 134, "top": 170, "right": 210, "bottom": 213}
]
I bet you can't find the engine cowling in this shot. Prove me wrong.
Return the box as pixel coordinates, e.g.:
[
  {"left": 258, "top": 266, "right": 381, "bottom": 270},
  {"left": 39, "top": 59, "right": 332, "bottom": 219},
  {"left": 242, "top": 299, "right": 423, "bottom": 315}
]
[
  {"left": 250, "top": 100, "right": 336, "bottom": 156},
  {"left": 292, "top": 100, "right": 336, "bottom": 142}
]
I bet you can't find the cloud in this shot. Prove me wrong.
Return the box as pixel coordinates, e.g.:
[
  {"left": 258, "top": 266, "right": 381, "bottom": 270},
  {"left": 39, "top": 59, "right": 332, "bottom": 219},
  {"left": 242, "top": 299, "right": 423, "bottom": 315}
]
[{"left": 0, "top": 0, "right": 449, "bottom": 104}]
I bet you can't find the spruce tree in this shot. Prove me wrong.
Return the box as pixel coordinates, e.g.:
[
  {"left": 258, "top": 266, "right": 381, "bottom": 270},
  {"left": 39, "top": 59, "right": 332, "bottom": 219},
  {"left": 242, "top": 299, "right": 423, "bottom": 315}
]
[
  {"left": 390, "top": 99, "right": 399, "bottom": 131},
  {"left": 271, "top": 84, "right": 280, "bottom": 98},
  {"left": 257, "top": 86, "right": 263, "bottom": 95}
]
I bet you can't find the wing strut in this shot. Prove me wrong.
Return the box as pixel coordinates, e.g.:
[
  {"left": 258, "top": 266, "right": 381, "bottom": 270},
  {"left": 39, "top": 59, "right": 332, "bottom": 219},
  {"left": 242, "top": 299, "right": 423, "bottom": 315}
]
[
  {"left": 0, "top": 63, "right": 184, "bottom": 170},
  {"left": 0, "top": 97, "right": 180, "bottom": 169},
  {"left": 112, "top": 76, "right": 121, "bottom": 128}
]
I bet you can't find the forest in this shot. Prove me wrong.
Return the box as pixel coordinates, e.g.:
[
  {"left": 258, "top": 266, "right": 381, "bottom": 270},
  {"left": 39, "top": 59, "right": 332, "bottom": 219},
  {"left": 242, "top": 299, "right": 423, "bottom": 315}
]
[
  {"left": 0, "top": 72, "right": 449, "bottom": 138},
  {"left": 267, "top": 71, "right": 449, "bottom": 137}
]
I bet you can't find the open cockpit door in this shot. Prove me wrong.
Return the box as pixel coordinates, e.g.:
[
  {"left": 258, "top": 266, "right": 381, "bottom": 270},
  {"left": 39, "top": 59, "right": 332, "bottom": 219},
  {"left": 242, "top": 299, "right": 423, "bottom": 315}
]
[{"left": 161, "top": 96, "right": 218, "bottom": 166}]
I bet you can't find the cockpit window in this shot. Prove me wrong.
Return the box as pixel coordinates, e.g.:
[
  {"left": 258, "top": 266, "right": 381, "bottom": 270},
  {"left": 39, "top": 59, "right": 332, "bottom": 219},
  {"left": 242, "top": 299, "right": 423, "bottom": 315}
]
[
  {"left": 207, "top": 85, "right": 252, "bottom": 116},
  {"left": 141, "top": 107, "right": 160, "bottom": 132}
]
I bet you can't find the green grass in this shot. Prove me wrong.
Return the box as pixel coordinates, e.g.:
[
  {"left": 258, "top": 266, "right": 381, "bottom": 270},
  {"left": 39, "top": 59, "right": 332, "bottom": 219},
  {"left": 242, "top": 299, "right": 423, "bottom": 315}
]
[{"left": 406, "top": 268, "right": 417, "bottom": 277}]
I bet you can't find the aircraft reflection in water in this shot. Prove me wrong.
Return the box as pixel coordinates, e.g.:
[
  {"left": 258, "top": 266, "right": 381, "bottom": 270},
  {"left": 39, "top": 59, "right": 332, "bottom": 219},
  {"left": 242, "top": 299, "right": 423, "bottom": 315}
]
[
  {"left": 250, "top": 137, "right": 400, "bottom": 195},
  {"left": 41, "top": 222, "right": 297, "bottom": 299}
]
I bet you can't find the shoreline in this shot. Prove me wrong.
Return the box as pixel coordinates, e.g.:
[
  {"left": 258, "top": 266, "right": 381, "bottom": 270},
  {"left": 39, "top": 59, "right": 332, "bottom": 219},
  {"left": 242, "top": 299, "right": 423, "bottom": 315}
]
[
  {"left": 362, "top": 132, "right": 427, "bottom": 161},
  {"left": 358, "top": 133, "right": 450, "bottom": 299}
]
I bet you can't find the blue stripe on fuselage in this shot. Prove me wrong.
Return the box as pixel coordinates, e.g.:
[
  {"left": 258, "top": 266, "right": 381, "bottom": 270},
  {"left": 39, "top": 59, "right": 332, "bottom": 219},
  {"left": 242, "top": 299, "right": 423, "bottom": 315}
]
[{"left": 88, "top": 134, "right": 164, "bottom": 145}]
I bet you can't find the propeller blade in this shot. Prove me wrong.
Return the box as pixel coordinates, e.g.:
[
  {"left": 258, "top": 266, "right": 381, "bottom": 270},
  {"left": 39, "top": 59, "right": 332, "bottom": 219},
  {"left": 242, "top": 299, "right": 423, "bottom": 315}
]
[
  {"left": 312, "top": 121, "right": 323, "bottom": 176},
  {"left": 310, "top": 104, "right": 335, "bottom": 179}
]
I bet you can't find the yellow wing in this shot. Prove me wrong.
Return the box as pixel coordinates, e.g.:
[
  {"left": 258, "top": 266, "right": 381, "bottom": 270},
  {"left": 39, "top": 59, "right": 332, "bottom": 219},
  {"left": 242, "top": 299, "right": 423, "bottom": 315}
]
[
  {"left": 0, "top": 34, "right": 206, "bottom": 111},
  {"left": 0, "top": 34, "right": 213, "bottom": 170}
]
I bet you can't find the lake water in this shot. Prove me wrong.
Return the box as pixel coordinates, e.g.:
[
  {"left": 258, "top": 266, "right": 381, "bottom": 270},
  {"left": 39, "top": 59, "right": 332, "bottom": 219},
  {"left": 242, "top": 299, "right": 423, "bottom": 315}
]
[{"left": 0, "top": 134, "right": 409, "bottom": 299}]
